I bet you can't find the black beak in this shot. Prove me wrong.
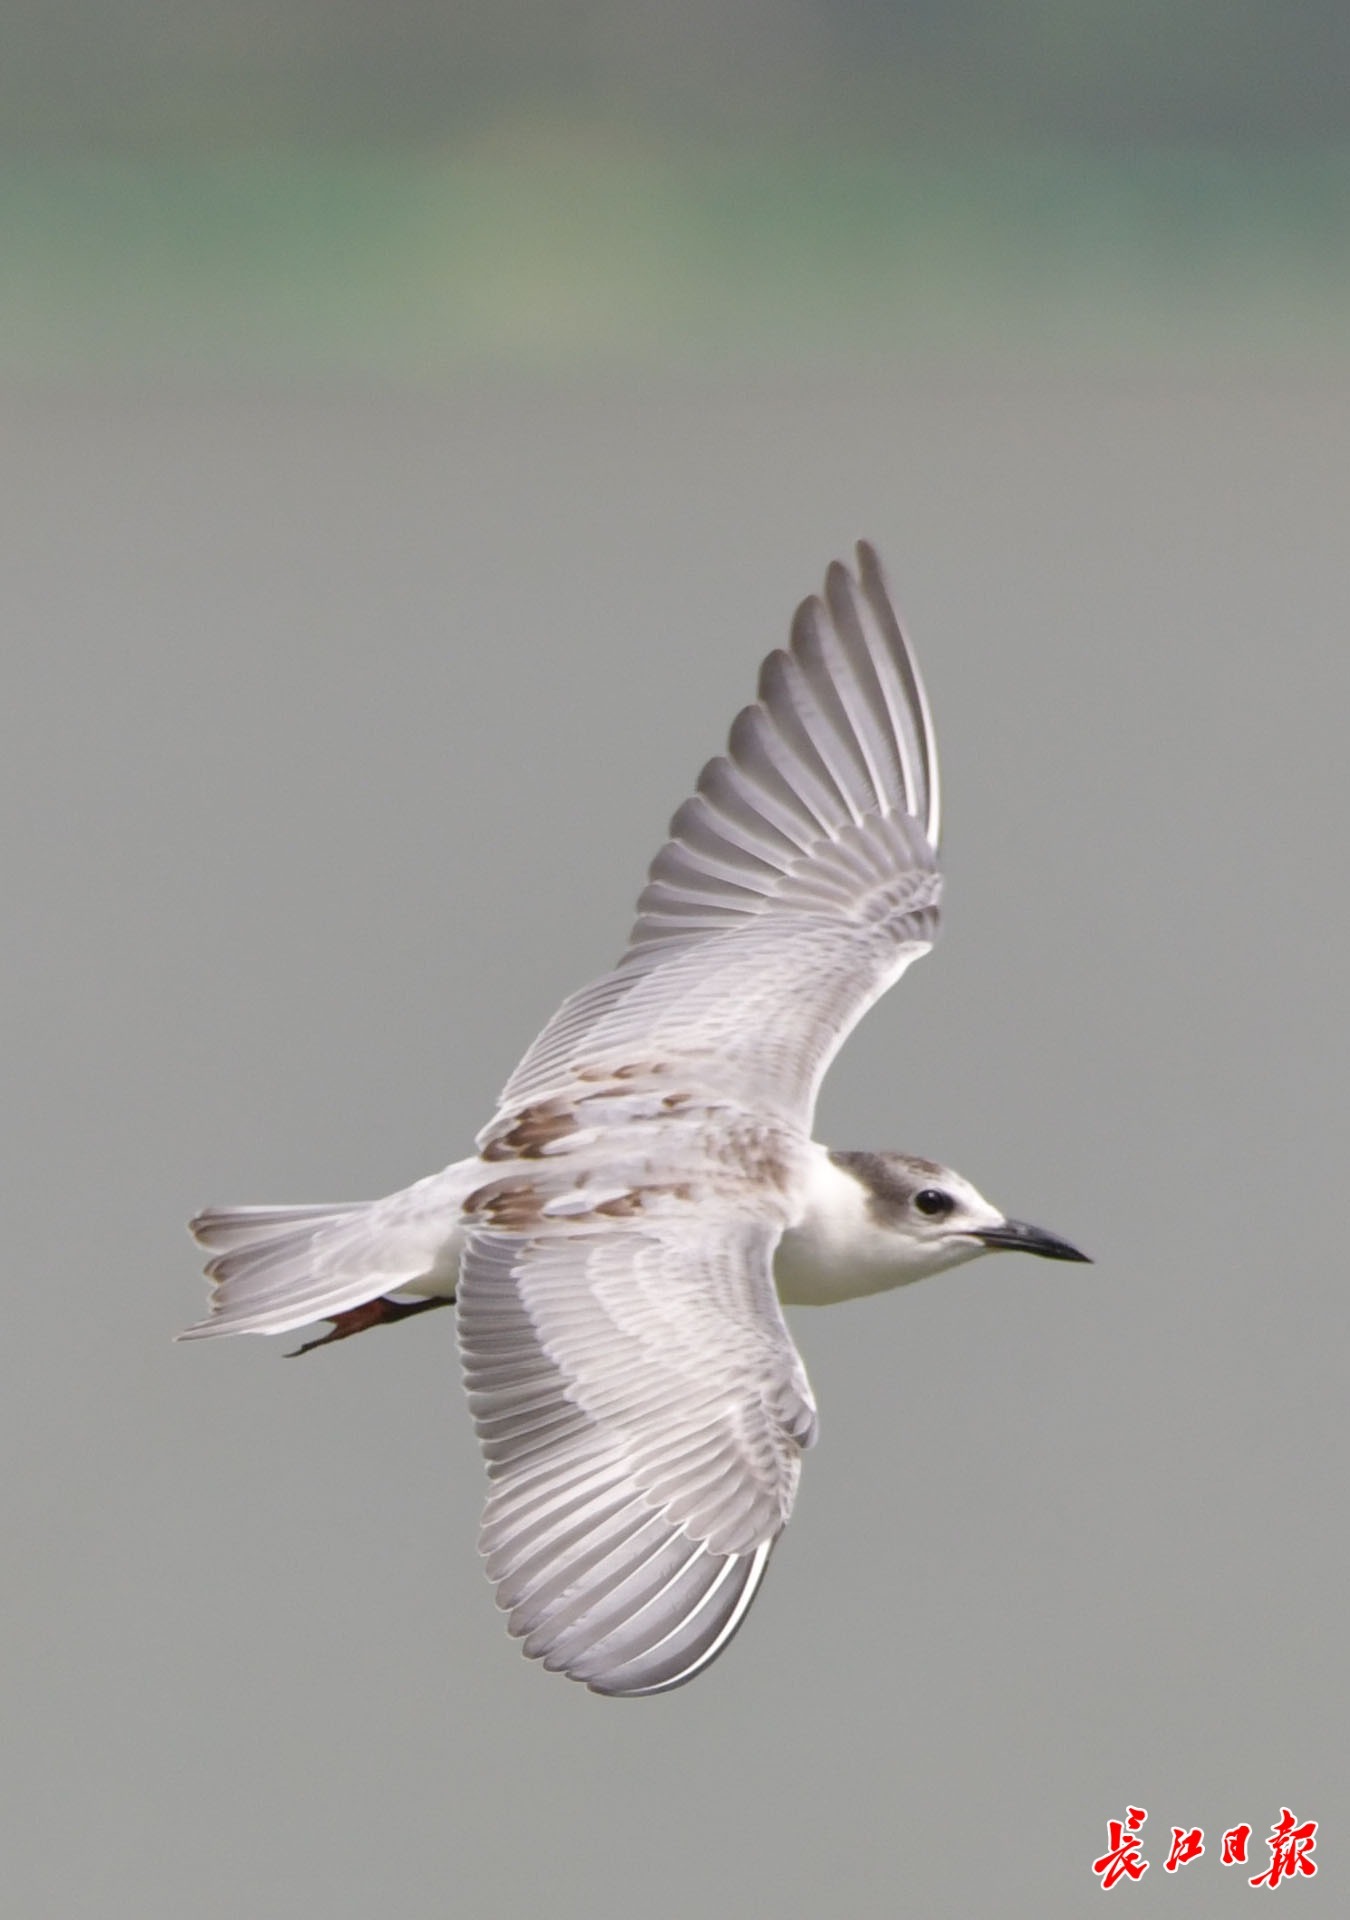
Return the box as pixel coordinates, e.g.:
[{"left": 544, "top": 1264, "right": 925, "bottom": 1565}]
[{"left": 975, "top": 1218, "right": 1092, "bottom": 1263}]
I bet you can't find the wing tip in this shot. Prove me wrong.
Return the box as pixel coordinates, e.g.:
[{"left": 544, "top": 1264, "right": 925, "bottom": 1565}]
[
  {"left": 853, "top": 535, "right": 881, "bottom": 581},
  {"left": 579, "top": 1538, "right": 775, "bottom": 1697},
  {"left": 849, "top": 537, "right": 942, "bottom": 851}
]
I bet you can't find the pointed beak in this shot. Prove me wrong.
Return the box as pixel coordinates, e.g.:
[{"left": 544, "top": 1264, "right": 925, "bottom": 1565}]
[{"left": 974, "top": 1218, "right": 1092, "bottom": 1263}]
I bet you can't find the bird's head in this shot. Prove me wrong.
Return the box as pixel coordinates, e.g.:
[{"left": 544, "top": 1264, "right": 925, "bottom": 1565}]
[{"left": 828, "top": 1149, "right": 1091, "bottom": 1285}]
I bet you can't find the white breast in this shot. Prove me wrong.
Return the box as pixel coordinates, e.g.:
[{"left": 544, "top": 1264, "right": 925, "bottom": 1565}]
[{"left": 773, "top": 1148, "right": 915, "bottom": 1304}]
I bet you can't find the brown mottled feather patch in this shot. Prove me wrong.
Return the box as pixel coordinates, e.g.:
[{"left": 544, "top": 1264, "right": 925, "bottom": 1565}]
[
  {"left": 575, "top": 1059, "right": 672, "bottom": 1085},
  {"left": 462, "top": 1178, "right": 548, "bottom": 1232},
  {"left": 480, "top": 1100, "right": 578, "bottom": 1161},
  {"left": 593, "top": 1191, "right": 645, "bottom": 1219}
]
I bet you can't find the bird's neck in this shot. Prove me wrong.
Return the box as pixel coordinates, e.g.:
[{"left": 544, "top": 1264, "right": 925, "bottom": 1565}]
[{"left": 774, "top": 1147, "right": 935, "bottom": 1305}]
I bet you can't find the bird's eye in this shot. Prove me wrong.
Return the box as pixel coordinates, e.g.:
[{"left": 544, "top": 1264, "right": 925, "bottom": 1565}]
[{"left": 914, "top": 1188, "right": 953, "bottom": 1218}]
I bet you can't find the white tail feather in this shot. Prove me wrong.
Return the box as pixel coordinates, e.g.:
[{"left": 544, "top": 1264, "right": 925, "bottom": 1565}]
[{"left": 180, "top": 1164, "right": 476, "bottom": 1341}]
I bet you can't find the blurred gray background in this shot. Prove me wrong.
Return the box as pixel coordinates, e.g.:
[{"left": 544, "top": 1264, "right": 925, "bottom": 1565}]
[{"left": 4, "top": 6, "right": 1349, "bottom": 1917}]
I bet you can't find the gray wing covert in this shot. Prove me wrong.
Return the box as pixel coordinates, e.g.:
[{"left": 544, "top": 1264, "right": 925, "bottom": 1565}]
[{"left": 457, "top": 1216, "right": 816, "bottom": 1696}]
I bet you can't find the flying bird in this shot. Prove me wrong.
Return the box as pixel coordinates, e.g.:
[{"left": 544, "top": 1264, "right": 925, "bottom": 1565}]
[{"left": 183, "top": 543, "right": 1088, "bottom": 1696}]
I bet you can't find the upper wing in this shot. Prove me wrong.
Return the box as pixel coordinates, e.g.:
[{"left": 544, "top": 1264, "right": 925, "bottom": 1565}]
[
  {"left": 493, "top": 542, "right": 941, "bottom": 1134},
  {"left": 457, "top": 1215, "right": 817, "bottom": 1696}
]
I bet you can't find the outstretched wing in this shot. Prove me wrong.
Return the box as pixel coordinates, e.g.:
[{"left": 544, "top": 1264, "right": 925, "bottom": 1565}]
[
  {"left": 457, "top": 1215, "right": 817, "bottom": 1696},
  {"left": 494, "top": 542, "right": 941, "bottom": 1134}
]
